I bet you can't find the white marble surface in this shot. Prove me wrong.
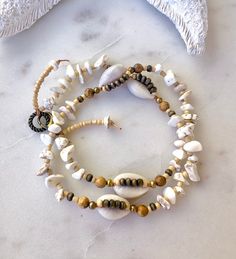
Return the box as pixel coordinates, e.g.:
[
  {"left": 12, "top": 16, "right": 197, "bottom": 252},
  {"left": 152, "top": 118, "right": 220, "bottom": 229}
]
[{"left": 0, "top": 0, "right": 236, "bottom": 258}]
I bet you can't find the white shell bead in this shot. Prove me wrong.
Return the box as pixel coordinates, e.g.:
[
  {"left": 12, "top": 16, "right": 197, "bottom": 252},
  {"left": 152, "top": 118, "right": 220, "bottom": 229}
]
[
  {"left": 174, "top": 140, "right": 185, "bottom": 148},
  {"left": 188, "top": 155, "right": 199, "bottom": 163},
  {"left": 174, "top": 186, "right": 185, "bottom": 195},
  {"left": 179, "top": 90, "right": 191, "bottom": 101},
  {"left": 65, "top": 161, "right": 78, "bottom": 171},
  {"left": 154, "top": 64, "right": 162, "bottom": 74},
  {"left": 184, "top": 162, "right": 200, "bottom": 182},
  {"left": 173, "top": 173, "right": 189, "bottom": 185},
  {"left": 72, "top": 168, "right": 85, "bottom": 180},
  {"left": 94, "top": 54, "right": 108, "bottom": 69},
  {"left": 172, "top": 149, "right": 187, "bottom": 160},
  {"left": 66, "top": 64, "right": 77, "bottom": 79},
  {"left": 127, "top": 80, "right": 154, "bottom": 99},
  {"left": 176, "top": 123, "right": 194, "bottom": 139},
  {"left": 169, "top": 160, "right": 181, "bottom": 171},
  {"left": 48, "top": 124, "right": 61, "bottom": 134},
  {"left": 164, "top": 70, "right": 177, "bottom": 86},
  {"left": 60, "top": 145, "right": 75, "bottom": 162},
  {"left": 168, "top": 115, "right": 182, "bottom": 127},
  {"left": 180, "top": 103, "right": 194, "bottom": 111},
  {"left": 156, "top": 195, "right": 171, "bottom": 210},
  {"left": 174, "top": 83, "right": 187, "bottom": 92},
  {"left": 75, "top": 64, "right": 84, "bottom": 84},
  {"left": 58, "top": 78, "right": 71, "bottom": 89},
  {"left": 37, "top": 164, "right": 50, "bottom": 176},
  {"left": 99, "top": 64, "right": 126, "bottom": 86},
  {"left": 52, "top": 111, "right": 65, "bottom": 125},
  {"left": 39, "top": 149, "right": 54, "bottom": 160},
  {"left": 45, "top": 174, "right": 64, "bottom": 188},
  {"left": 84, "top": 61, "right": 93, "bottom": 75},
  {"left": 103, "top": 115, "right": 111, "bottom": 129},
  {"left": 97, "top": 194, "right": 130, "bottom": 220},
  {"left": 183, "top": 140, "right": 203, "bottom": 153},
  {"left": 43, "top": 97, "right": 56, "bottom": 110},
  {"left": 55, "top": 137, "right": 69, "bottom": 150},
  {"left": 40, "top": 134, "right": 53, "bottom": 145},
  {"left": 50, "top": 86, "right": 65, "bottom": 94},
  {"left": 55, "top": 189, "right": 64, "bottom": 202},
  {"left": 59, "top": 106, "right": 76, "bottom": 120},
  {"left": 113, "top": 173, "right": 149, "bottom": 199},
  {"left": 163, "top": 187, "right": 176, "bottom": 205},
  {"left": 182, "top": 113, "right": 198, "bottom": 121},
  {"left": 65, "top": 100, "right": 76, "bottom": 112}
]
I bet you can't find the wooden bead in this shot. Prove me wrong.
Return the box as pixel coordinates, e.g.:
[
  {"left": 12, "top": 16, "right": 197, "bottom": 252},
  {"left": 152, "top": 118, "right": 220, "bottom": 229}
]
[
  {"left": 134, "top": 63, "right": 144, "bottom": 73},
  {"left": 84, "top": 88, "right": 95, "bottom": 98},
  {"left": 89, "top": 201, "right": 97, "bottom": 209},
  {"left": 155, "top": 175, "right": 166, "bottom": 186},
  {"left": 95, "top": 177, "right": 107, "bottom": 188},
  {"left": 159, "top": 101, "right": 170, "bottom": 111},
  {"left": 137, "top": 205, "right": 149, "bottom": 217},
  {"left": 78, "top": 196, "right": 90, "bottom": 208}
]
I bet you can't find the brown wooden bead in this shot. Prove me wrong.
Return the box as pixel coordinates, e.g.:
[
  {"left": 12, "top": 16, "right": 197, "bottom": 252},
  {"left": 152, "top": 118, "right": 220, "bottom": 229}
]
[
  {"left": 134, "top": 63, "right": 144, "bottom": 73},
  {"left": 89, "top": 201, "right": 97, "bottom": 209},
  {"left": 159, "top": 101, "right": 170, "bottom": 111},
  {"left": 95, "top": 177, "right": 107, "bottom": 188},
  {"left": 84, "top": 88, "right": 95, "bottom": 98},
  {"left": 155, "top": 175, "right": 167, "bottom": 186},
  {"left": 137, "top": 205, "right": 149, "bottom": 217},
  {"left": 78, "top": 196, "right": 90, "bottom": 208}
]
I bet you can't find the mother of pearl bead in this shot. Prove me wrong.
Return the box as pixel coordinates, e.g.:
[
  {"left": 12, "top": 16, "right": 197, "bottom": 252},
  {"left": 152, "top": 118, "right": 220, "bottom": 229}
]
[
  {"left": 113, "top": 173, "right": 149, "bottom": 199},
  {"left": 97, "top": 194, "right": 130, "bottom": 220}
]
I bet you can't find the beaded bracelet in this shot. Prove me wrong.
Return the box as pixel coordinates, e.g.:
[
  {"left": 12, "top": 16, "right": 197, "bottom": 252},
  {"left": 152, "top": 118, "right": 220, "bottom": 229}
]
[{"left": 31, "top": 57, "right": 202, "bottom": 220}]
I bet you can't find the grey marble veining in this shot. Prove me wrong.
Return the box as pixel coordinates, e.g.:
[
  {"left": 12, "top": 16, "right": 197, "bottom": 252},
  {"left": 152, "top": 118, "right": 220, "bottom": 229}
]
[{"left": 0, "top": 0, "right": 236, "bottom": 258}]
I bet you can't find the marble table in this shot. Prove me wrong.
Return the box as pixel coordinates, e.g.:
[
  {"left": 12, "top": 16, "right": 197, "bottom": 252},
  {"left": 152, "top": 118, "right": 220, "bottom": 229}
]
[{"left": 0, "top": 0, "right": 235, "bottom": 258}]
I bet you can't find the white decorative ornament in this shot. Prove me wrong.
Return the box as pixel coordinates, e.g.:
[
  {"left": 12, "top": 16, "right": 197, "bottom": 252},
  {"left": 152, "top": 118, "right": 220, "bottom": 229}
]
[
  {"left": 58, "top": 78, "right": 71, "bottom": 89},
  {"left": 75, "top": 64, "right": 84, "bottom": 84},
  {"left": 66, "top": 64, "right": 77, "bottom": 79},
  {"left": 113, "top": 173, "right": 149, "bottom": 199},
  {"left": 40, "top": 134, "right": 53, "bottom": 145},
  {"left": 174, "top": 186, "right": 185, "bottom": 195},
  {"left": 59, "top": 106, "right": 76, "bottom": 120},
  {"left": 180, "top": 103, "right": 194, "bottom": 111},
  {"left": 52, "top": 111, "right": 65, "bottom": 125},
  {"left": 179, "top": 90, "right": 192, "bottom": 101},
  {"left": 172, "top": 149, "right": 187, "bottom": 160},
  {"left": 174, "top": 140, "right": 185, "bottom": 148},
  {"left": 55, "top": 188, "right": 64, "bottom": 202},
  {"left": 60, "top": 145, "right": 75, "bottom": 162},
  {"left": 184, "top": 162, "right": 200, "bottom": 182},
  {"left": 176, "top": 123, "right": 195, "bottom": 139},
  {"left": 45, "top": 174, "right": 64, "bottom": 188},
  {"left": 55, "top": 137, "right": 69, "bottom": 150},
  {"left": 168, "top": 115, "right": 182, "bottom": 127},
  {"left": 146, "top": 0, "right": 208, "bottom": 55},
  {"left": 65, "top": 100, "right": 76, "bottom": 112},
  {"left": 48, "top": 124, "right": 61, "bottom": 134},
  {"left": 127, "top": 80, "right": 154, "bottom": 99},
  {"left": 65, "top": 161, "right": 78, "bottom": 171},
  {"left": 72, "top": 168, "right": 85, "bottom": 180},
  {"left": 97, "top": 194, "right": 130, "bottom": 220},
  {"left": 173, "top": 173, "right": 189, "bottom": 185},
  {"left": 99, "top": 64, "right": 126, "bottom": 86},
  {"left": 156, "top": 195, "right": 171, "bottom": 210},
  {"left": 39, "top": 149, "right": 54, "bottom": 160},
  {"left": 183, "top": 140, "right": 203, "bottom": 153},
  {"left": 94, "top": 54, "right": 109, "bottom": 69},
  {"left": 164, "top": 70, "right": 177, "bottom": 86},
  {"left": 163, "top": 187, "right": 176, "bottom": 205},
  {"left": 37, "top": 164, "right": 50, "bottom": 176}
]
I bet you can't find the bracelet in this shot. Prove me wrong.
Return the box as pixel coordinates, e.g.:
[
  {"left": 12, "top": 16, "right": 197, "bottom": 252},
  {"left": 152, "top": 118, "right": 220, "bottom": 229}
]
[{"left": 30, "top": 56, "right": 203, "bottom": 220}]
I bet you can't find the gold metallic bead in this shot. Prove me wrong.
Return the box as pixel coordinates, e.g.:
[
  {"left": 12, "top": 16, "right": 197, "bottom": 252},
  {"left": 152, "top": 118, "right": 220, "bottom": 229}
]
[
  {"left": 107, "top": 179, "right": 114, "bottom": 187},
  {"left": 95, "top": 177, "right": 107, "bottom": 188}
]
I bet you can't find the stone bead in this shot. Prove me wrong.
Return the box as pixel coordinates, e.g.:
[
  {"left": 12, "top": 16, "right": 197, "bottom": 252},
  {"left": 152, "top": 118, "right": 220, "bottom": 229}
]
[
  {"left": 159, "top": 101, "right": 170, "bottom": 111},
  {"left": 137, "top": 205, "right": 149, "bottom": 217},
  {"left": 78, "top": 196, "right": 90, "bottom": 208},
  {"left": 66, "top": 192, "right": 74, "bottom": 201},
  {"left": 84, "top": 88, "right": 95, "bottom": 98},
  {"left": 94, "top": 87, "right": 101, "bottom": 94},
  {"left": 149, "top": 203, "right": 157, "bottom": 211},
  {"left": 86, "top": 174, "right": 93, "bottom": 182},
  {"left": 165, "top": 168, "right": 173, "bottom": 176},
  {"left": 155, "top": 175, "right": 166, "bottom": 186},
  {"left": 146, "top": 65, "right": 152, "bottom": 72},
  {"left": 95, "top": 177, "right": 107, "bottom": 188},
  {"left": 134, "top": 63, "right": 144, "bottom": 73},
  {"left": 77, "top": 96, "right": 84, "bottom": 103}
]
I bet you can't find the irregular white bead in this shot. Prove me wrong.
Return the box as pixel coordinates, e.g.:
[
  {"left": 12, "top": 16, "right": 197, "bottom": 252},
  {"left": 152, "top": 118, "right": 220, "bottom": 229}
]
[
  {"left": 60, "top": 145, "right": 75, "bottom": 162},
  {"left": 168, "top": 115, "right": 182, "bottom": 127},
  {"left": 75, "top": 64, "right": 84, "bottom": 84},
  {"left": 169, "top": 160, "right": 181, "bottom": 171},
  {"left": 174, "top": 140, "right": 185, "bottom": 148},
  {"left": 173, "top": 173, "right": 189, "bottom": 185},
  {"left": 172, "top": 149, "right": 187, "bottom": 160},
  {"left": 188, "top": 155, "right": 199, "bottom": 163},
  {"left": 156, "top": 195, "right": 171, "bottom": 210},
  {"left": 94, "top": 54, "right": 108, "bottom": 69},
  {"left": 72, "top": 168, "right": 85, "bottom": 180},
  {"left": 45, "top": 174, "right": 64, "bottom": 188},
  {"left": 37, "top": 164, "right": 50, "bottom": 176},
  {"left": 179, "top": 90, "right": 192, "bottom": 101},
  {"left": 154, "top": 64, "right": 162, "bottom": 74},
  {"left": 103, "top": 115, "right": 111, "bottom": 129},
  {"left": 99, "top": 64, "right": 126, "bottom": 86},
  {"left": 163, "top": 187, "right": 176, "bottom": 205},
  {"left": 113, "top": 173, "right": 149, "bottom": 199},
  {"left": 48, "top": 124, "right": 61, "bottom": 134},
  {"left": 55, "top": 189, "right": 64, "bottom": 202},
  {"left": 174, "top": 83, "right": 187, "bottom": 92},
  {"left": 184, "top": 162, "right": 200, "bottom": 182},
  {"left": 50, "top": 86, "right": 65, "bottom": 94},
  {"left": 52, "top": 111, "right": 65, "bottom": 125},
  {"left": 180, "top": 103, "right": 194, "bottom": 111},
  {"left": 182, "top": 113, "right": 198, "bottom": 121},
  {"left": 59, "top": 106, "right": 76, "bottom": 120},
  {"left": 174, "top": 186, "right": 185, "bottom": 195},
  {"left": 55, "top": 137, "right": 69, "bottom": 150},
  {"left": 39, "top": 149, "right": 54, "bottom": 160},
  {"left": 183, "top": 140, "right": 203, "bottom": 153},
  {"left": 127, "top": 80, "right": 154, "bottom": 99},
  {"left": 164, "top": 70, "right": 177, "bottom": 86},
  {"left": 84, "top": 61, "right": 93, "bottom": 75},
  {"left": 97, "top": 194, "right": 130, "bottom": 220},
  {"left": 65, "top": 100, "right": 76, "bottom": 112},
  {"left": 40, "top": 134, "right": 53, "bottom": 145},
  {"left": 66, "top": 64, "right": 77, "bottom": 79},
  {"left": 43, "top": 97, "right": 56, "bottom": 110},
  {"left": 176, "top": 123, "right": 195, "bottom": 139},
  {"left": 58, "top": 78, "right": 71, "bottom": 89},
  {"left": 65, "top": 161, "right": 78, "bottom": 171}
]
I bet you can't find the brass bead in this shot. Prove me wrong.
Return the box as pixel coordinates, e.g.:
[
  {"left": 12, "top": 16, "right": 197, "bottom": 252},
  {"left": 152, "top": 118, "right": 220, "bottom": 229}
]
[
  {"left": 84, "top": 88, "right": 95, "bottom": 98},
  {"left": 137, "top": 205, "right": 149, "bottom": 217},
  {"left": 78, "top": 196, "right": 90, "bottom": 208},
  {"left": 155, "top": 175, "right": 166, "bottom": 186},
  {"left": 159, "top": 101, "right": 170, "bottom": 112},
  {"left": 149, "top": 180, "right": 156, "bottom": 188},
  {"left": 95, "top": 177, "right": 107, "bottom": 188},
  {"left": 89, "top": 201, "right": 97, "bottom": 209},
  {"left": 107, "top": 179, "right": 114, "bottom": 187},
  {"left": 130, "top": 204, "right": 137, "bottom": 212}
]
